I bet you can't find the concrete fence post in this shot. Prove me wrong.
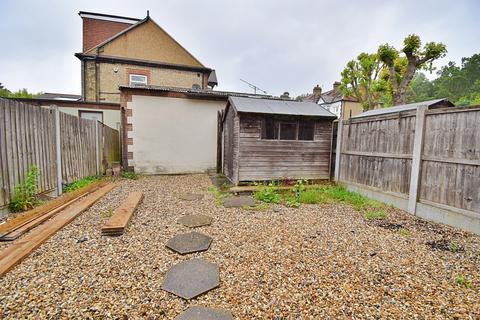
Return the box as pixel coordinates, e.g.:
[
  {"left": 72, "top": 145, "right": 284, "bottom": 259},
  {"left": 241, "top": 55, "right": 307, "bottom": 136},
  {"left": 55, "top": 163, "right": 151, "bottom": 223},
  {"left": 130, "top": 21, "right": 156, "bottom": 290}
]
[
  {"left": 334, "top": 120, "right": 344, "bottom": 182},
  {"left": 95, "top": 121, "right": 100, "bottom": 175},
  {"left": 408, "top": 105, "right": 427, "bottom": 214},
  {"left": 54, "top": 107, "right": 62, "bottom": 196}
]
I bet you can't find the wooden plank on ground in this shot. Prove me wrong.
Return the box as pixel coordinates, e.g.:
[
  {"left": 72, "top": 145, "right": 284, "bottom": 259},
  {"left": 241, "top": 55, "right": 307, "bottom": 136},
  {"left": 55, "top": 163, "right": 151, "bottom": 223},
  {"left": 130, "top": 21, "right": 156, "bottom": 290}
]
[
  {"left": 102, "top": 192, "right": 143, "bottom": 236},
  {"left": 0, "top": 183, "right": 115, "bottom": 277},
  {"left": 0, "top": 180, "right": 106, "bottom": 238}
]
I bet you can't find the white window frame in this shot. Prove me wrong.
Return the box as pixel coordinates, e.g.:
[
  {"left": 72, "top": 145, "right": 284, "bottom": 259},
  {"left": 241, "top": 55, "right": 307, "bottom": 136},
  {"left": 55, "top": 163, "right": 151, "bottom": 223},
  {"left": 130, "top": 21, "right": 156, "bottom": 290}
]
[{"left": 129, "top": 74, "right": 148, "bottom": 86}]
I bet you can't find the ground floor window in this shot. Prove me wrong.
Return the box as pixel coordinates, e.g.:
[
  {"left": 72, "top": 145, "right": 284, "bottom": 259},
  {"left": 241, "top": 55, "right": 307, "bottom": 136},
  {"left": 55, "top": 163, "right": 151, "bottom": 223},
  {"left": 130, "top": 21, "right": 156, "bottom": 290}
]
[{"left": 262, "top": 117, "right": 315, "bottom": 141}]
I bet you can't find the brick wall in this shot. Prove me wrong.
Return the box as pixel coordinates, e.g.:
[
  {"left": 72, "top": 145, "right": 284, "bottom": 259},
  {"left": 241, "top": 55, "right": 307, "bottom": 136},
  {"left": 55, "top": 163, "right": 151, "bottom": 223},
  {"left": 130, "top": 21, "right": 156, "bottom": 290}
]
[{"left": 82, "top": 18, "right": 133, "bottom": 52}]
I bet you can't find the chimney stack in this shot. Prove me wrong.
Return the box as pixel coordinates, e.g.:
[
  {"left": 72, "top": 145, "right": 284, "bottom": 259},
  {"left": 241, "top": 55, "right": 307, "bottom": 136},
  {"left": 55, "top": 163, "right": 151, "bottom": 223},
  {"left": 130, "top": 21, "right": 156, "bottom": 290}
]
[
  {"left": 313, "top": 84, "right": 322, "bottom": 102},
  {"left": 280, "top": 92, "right": 290, "bottom": 99},
  {"left": 333, "top": 81, "right": 341, "bottom": 91}
]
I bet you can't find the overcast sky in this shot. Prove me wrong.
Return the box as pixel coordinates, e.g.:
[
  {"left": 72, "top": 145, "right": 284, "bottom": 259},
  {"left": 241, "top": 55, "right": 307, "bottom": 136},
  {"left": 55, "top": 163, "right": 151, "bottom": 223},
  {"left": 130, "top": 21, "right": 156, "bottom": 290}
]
[{"left": 0, "top": 0, "right": 479, "bottom": 97}]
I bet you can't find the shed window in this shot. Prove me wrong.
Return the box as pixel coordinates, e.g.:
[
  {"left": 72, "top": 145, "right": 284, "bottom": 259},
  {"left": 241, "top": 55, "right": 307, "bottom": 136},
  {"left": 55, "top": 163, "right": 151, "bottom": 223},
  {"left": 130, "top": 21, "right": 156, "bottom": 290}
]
[
  {"left": 129, "top": 74, "right": 148, "bottom": 86},
  {"left": 279, "top": 122, "right": 297, "bottom": 140},
  {"left": 262, "top": 117, "right": 315, "bottom": 141}
]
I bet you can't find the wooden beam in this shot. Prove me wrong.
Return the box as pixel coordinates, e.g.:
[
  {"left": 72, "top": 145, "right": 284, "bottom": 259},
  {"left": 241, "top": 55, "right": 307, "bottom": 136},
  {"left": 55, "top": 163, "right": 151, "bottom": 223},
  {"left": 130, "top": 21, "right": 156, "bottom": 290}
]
[
  {"left": 0, "top": 180, "right": 106, "bottom": 238},
  {"left": 342, "top": 150, "right": 412, "bottom": 160},
  {"left": 334, "top": 120, "right": 343, "bottom": 181},
  {"left": 0, "top": 183, "right": 115, "bottom": 277},
  {"left": 101, "top": 192, "right": 143, "bottom": 236}
]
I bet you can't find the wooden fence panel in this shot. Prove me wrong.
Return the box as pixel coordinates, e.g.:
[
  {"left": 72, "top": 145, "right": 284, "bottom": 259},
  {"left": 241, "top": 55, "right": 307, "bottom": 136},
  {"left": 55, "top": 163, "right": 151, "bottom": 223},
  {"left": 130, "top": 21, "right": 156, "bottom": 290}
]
[{"left": 0, "top": 98, "right": 121, "bottom": 210}]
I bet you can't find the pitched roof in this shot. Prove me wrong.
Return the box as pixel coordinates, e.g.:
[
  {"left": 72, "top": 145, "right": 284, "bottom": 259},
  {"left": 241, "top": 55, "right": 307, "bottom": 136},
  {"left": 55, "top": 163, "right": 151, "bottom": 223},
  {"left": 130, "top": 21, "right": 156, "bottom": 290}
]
[
  {"left": 353, "top": 98, "right": 454, "bottom": 118},
  {"left": 84, "top": 16, "right": 205, "bottom": 68},
  {"left": 298, "top": 94, "right": 320, "bottom": 103},
  {"left": 320, "top": 88, "right": 358, "bottom": 104},
  {"left": 228, "top": 96, "right": 337, "bottom": 117}
]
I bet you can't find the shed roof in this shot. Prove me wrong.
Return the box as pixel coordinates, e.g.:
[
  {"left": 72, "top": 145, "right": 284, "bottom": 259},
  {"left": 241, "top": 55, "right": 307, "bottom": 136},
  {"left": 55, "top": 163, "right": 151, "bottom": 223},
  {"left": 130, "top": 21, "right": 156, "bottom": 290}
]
[
  {"left": 228, "top": 96, "right": 337, "bottom": 117},
  {"left": 352, "top": 98, "right": 454, "bottom": 118}
]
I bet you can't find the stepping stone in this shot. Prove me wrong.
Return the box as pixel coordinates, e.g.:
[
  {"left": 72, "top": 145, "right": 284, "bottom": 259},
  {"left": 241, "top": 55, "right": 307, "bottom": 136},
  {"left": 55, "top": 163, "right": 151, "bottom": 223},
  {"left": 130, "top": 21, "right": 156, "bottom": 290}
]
[
  {"left": 166, "top": 231, "right": 213, "bottom": 255},
  {"left": 175, "top": 306, "right": 233, "bottom": 320},
  {"left": 178, "top": 215, "right": 213, "bottom": 228},
  {"left": 223, "top": 196, "right": 256, "bottom": 208},
  {"left": 178, "top": 193, "right": 204, "bottom": 201},
  {"left": 162, "top": 258, "right": 219, "bottom": 300}
]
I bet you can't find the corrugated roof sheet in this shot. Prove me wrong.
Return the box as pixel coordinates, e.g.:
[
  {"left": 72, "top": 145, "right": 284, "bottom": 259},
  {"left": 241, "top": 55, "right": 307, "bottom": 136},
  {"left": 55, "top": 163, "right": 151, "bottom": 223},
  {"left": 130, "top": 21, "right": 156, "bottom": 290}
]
[
  {"left": 352, "top": 98, "right": 453, "bottom": 118},
  {"left": 229, "top": 96, "right": 337, "bottom": 117}
]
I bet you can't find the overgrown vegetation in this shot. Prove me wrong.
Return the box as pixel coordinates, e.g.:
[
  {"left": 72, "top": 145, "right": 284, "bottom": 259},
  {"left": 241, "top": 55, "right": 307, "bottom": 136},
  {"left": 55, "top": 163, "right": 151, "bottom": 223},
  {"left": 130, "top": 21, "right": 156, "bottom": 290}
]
[
  {"left": 0, "top": 83, "right": 41, "bottom": 99},
  {"left": 63, "top": 176, "right": 98, "bottom": 193},
  {"left": 122, "top": 170, "right": 139, "bottom": 180},
  {"left": 455, "top": 275, "right": 473, "bottom": 288},
  {"left": 9, "top": 166, "right": 40, "bottom": 212},
  {"left": 208, "top": 185, "right": 230, "bottom": 206},
  {"left": 252, "top": 181, "right": 385, "bottom": 216}
]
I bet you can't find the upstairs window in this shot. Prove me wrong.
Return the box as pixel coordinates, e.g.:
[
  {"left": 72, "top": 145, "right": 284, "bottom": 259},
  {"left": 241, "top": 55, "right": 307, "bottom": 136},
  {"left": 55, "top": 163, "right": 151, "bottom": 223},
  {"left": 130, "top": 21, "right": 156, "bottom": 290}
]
[
  {"left": 129, "top": 74, "right": 148, "bottom": 86},
  {"left": 262, "top": 117, "right": 315, "bottom": 141}
]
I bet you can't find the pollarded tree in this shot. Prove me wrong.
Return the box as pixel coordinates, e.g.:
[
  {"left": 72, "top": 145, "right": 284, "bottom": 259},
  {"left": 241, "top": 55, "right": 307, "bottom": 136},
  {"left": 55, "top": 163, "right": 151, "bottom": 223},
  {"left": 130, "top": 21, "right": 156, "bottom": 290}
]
[
  {"left": 378, "top": 34, "right": 447, "bottom": 105},
  {"left": 339, "top": 53, "right": 389, "bottom": 111}
]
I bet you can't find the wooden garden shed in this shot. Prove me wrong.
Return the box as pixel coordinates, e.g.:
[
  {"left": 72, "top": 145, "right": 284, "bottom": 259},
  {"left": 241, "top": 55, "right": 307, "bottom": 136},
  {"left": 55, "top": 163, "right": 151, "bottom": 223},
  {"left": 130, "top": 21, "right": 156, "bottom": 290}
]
[{"left": 222, "top": 96, "right": 337, "bottom": 184}]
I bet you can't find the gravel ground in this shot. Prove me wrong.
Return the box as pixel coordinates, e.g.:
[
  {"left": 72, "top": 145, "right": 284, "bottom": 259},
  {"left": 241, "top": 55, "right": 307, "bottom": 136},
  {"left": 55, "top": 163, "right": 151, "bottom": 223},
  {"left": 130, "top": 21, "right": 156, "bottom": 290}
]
[{"left": 0, "top": 174, "right": 479, "bottom": 319}]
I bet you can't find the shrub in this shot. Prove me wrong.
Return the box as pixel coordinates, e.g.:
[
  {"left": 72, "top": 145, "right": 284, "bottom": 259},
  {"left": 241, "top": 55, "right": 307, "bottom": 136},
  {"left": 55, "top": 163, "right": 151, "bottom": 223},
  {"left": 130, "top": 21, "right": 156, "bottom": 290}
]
[
  {"left": 254, "top": 183, "right": 281, "bottom": 204},
  {"left": 122, "top": 170, "right": 138, "bottom": 180},
  {"left": 9, "top": 166, "right": 40, "bottom": 212},
  {"left": 63, "top": 176, "right": 98, "bottom": 193}
]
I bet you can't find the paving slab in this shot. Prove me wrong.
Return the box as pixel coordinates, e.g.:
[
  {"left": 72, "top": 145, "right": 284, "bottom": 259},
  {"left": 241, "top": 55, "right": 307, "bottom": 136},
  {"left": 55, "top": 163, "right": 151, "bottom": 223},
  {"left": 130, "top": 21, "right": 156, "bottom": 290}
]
[
  {"left": 223, "top": 196, "right": 256, "bottom": 208},
  {"left": 166, "top": 231, "right": 213, "bottom": 255},
  {"left": 175, "top": 306, "right": 234, "bottom": 320},
  {"left": 162, "top": 258, "right": 219, "bottom": 300},
  {"left": 178, "top": 215, "right": 213, "bottom": 228},
  {"left": 178, "top": 193, "right": 204, "bottom": 201}
]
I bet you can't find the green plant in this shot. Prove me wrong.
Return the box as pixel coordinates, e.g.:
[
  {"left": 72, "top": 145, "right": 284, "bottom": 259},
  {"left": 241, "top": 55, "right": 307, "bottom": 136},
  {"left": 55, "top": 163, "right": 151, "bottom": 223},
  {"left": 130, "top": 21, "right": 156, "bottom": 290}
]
[
  {"left": 9, "top": 166, "right": 40, "bottom": 212},
  {"left": 363, "top": 210, "right": 387, "bottom": 220},
  {"left": 208, "top": 185, "right": 229, "bottom": 206},
  {"left": 122, "top": 170, "right": 138, "bottom": 180},
  {"left": 285, "top": 195, "right": 300, "bottom": 208},
  {"left": 101, "top": 207, "right": 114, "bottom": 218},
  {"left": 63, "top": 176, "right": 98, "bottom": 193},
  {"left": 254, "top": 183, "right": 281, "bottom": 204},
  {"left": 455, "top": 275, "right": 473, "bottom": 288},
  {"left": 398, "top": 228, "right": 411, "bottom": 237},
  {"left": 449, "top": 242, "right": 462, "bottom": 253}
]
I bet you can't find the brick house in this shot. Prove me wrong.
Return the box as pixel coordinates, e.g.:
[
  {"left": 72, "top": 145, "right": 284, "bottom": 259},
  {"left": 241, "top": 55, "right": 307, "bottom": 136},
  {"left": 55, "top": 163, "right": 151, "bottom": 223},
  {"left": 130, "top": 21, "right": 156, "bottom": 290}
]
[{"left": 75, "top": 11, "right": 216, "bottom": 103}]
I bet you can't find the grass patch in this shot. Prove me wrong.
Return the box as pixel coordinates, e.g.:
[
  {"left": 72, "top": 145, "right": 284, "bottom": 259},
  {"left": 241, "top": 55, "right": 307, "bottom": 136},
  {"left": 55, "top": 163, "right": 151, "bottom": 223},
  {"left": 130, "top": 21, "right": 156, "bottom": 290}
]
[
  {"left": 363, "top": 210, "right": 387, "bottom": 220},
  {"left": 9, "top": 166, "right": 40, "bottom": 212},
  {"left": 63, "top": 176, "right": 98, "bottom": 193},
  {"left": 243, "top": 202, "right": 270, "bottom": 211},
  {"left": 455, "top": 275, "right": 473, "bottom": 288},
  {"left": 122, "top": 170, "right": 139, "bottom": 180}
]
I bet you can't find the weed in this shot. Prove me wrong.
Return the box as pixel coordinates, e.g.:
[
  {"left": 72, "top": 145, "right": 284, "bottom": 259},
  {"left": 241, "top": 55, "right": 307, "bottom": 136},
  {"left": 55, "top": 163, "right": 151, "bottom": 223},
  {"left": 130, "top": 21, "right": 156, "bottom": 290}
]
[
  {"left": 297, "top": 188, "right": 329, "bottom": 204},
  {"left": 449, "top": 242, "right": 463, "bottom": 253},
  {"left": 101, "top": 207, "right": 114, "bottom": 218},
  {"left": 363, "top": 210, "right": 387, "bottom": 220},
  {"left": 254, "top": 183, "right": 281, "bottom": 204},
  {"left": 243, "top": 202, "right": 270, "bottom": 211},
  {"left": 122, "top": 170, "right": 138, "bottom": 180},
  {"left": 398, "top": 228, "right": 411, "bottom": 236},
  {"left": 208, "top": 185, "right": 229, "bottom": 206},
  {"left": 9, "top": 166, "right": 40, "bottom": 212},
  {"left": 284, "top": 195, "right": 300, "bottom": 208},
  {"left": 63, "top": 176, "right": 98, "bottom": 193},
  {"left": 455, "top": 275, "right": 473, "bottom": 288}
]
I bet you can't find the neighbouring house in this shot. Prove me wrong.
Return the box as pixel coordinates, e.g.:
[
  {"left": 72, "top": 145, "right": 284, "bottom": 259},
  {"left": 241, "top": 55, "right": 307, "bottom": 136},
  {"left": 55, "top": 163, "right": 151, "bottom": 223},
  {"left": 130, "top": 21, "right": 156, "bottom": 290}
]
[
  {"left": 222, "top": 96, "right": 337, "bottom": 184},
  {"left": 119, "top": 85, "right": 269, "bottom": 174},
  {"left": 75, "top": 11, "right": 216, "bottom": 103},
  {"left": 319, "top": 82, "right": 362, "bottom": 119},
  {"left": 298, "top": 85, "right": 323, "bottom": 103}
]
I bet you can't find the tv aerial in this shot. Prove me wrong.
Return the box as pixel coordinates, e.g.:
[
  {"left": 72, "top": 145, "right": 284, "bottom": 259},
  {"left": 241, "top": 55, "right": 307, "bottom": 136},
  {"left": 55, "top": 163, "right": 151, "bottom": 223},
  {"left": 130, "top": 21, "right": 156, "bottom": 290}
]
[{"left": 240, "top": 79, "right": 267, "bottom": 95}]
